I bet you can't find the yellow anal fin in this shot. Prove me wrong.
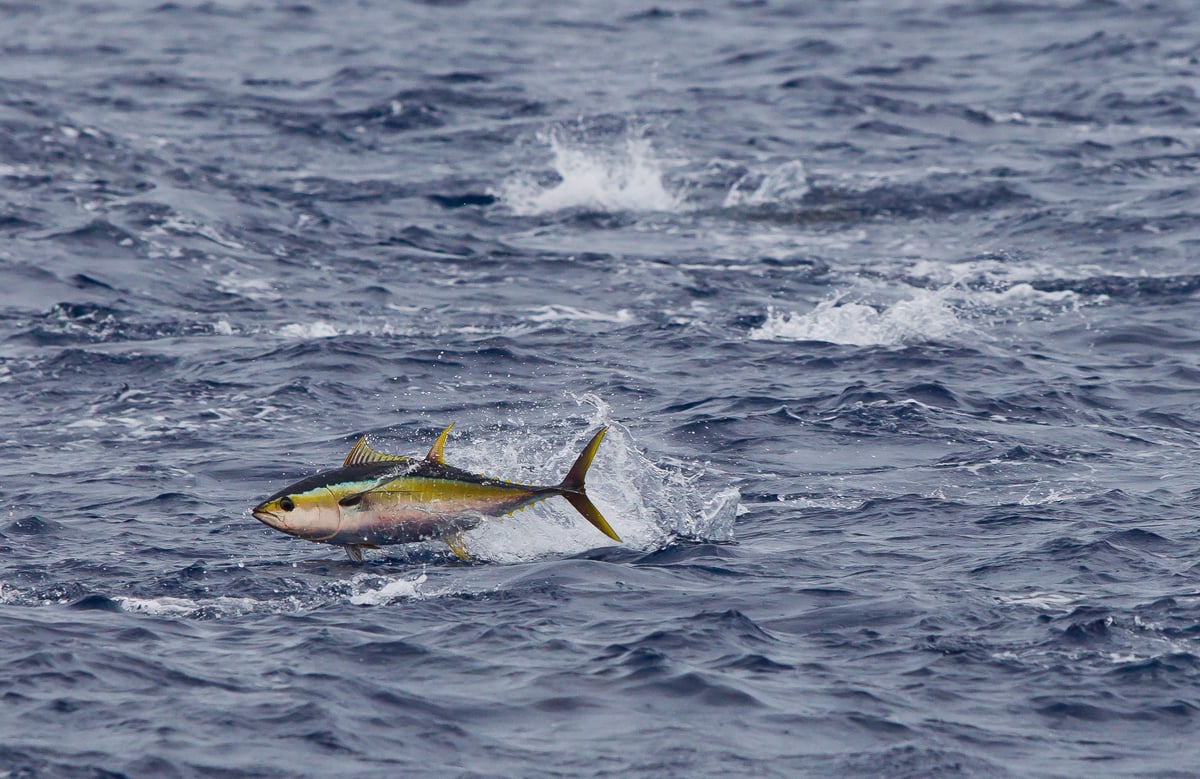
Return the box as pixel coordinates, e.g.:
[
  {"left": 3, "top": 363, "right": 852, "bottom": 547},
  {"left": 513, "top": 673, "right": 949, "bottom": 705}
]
[
  {"left": 425, "top": 423, "right": 454, "bottom": 465},
  {"left": 444, "top": 533, "right": 471, "bottom": 562},
  {"left": 343, "top": 544, "right": 366, "bottom": 562}
]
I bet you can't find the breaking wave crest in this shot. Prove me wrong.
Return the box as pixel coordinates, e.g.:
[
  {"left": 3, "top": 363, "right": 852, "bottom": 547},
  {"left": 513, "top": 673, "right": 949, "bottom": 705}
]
[
  {"left": 751, "top": 289, "right": 965, "bottom": 346},
  {"left": 751, "top": 278, "right": 1087, "bottom": 347}
]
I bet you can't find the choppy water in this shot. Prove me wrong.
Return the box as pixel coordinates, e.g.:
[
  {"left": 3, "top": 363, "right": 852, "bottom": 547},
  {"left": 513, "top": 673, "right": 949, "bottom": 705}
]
[{"left": 4, "top": 1, "right": 1200, "bottom": 776}]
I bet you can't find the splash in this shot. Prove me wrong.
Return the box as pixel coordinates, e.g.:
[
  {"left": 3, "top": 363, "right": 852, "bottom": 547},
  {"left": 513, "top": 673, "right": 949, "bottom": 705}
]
[
  {"left": 437, "top": 398, "right": 740, "bottom": 563},
  {"left": 495, "top": 130, "right": 682, "bottom": 215},
  {"left": 751, "top": 290, "right": 964, "bottom": 346},
  {"left": 345, "top": 571, "right": 428, "bottom": 606},
  {"left": 723, "top": 159, "right": 810, "bottom": 208}
]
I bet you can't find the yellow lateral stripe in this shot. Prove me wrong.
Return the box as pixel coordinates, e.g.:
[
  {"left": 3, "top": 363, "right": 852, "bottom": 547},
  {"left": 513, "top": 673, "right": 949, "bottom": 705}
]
[
  {"left": 367, "top": 477, "right": 531, "bottom": 502},
  {"left": 286, "top": 478, "right": 533, "bottom": 511}
]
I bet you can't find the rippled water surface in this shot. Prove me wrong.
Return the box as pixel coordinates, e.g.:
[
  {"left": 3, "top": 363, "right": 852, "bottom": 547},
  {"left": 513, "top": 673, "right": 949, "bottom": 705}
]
[{"left": 4, "top": 1, "right": 1200, "bottom": 776}]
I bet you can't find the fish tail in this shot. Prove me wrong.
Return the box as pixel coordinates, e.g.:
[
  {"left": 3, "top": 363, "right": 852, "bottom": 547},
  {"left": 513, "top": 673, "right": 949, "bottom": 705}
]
[{"left": 558, "top": 427, "right": 621, "bottom": 542}]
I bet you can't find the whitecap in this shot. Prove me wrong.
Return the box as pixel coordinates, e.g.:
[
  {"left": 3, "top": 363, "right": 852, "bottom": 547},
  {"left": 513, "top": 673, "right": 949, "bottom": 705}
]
[
  {"left": 116, "top": 595, "right": 262, "bottom": 618},
  {"left": 495, "top": 130, "right": 681, "bottom": 216},
  {"left": 160, "top": 215, "right": 246, "bottom": 250},
  {"left": 346, "top": 572, "right": 428, "bottom": 606},
  {"left": 525, "top": 305, "right": 635, "bottom": 325},
  {"left": 750, "top": 291, "right": 963, "bottom": 346},
  {"left": 277, "top": 321, "right": 341, "bottom": 339},
  {"left": 723, "top": 159, "right": 810, "bottom": 208},
  {"left": 995, "top": 591, "right": 1078, "bottom": 610},
  {"left": 215, "top": 273, "right": 278, "bottom": 301}
]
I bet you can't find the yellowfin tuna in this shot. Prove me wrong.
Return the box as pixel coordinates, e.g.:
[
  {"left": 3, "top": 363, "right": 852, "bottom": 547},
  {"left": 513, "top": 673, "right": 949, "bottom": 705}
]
[{"left": 252, "top": 426, "right": 620, "bottom": 561}]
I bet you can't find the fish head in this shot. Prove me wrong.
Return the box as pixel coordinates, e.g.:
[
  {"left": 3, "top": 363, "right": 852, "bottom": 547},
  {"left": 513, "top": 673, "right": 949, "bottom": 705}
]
[
  {"left": 252, "top": 486, "right": 342, "bottom": 542},
  {"left": 253, "top": 462, "right": 403, "bottom": 544}
]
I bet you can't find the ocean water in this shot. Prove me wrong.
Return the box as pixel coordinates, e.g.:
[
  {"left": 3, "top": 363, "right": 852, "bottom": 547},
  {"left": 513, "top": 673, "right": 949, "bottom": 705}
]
[{"left": 3, "top": 1, "right": 1200, "bottom": 776}]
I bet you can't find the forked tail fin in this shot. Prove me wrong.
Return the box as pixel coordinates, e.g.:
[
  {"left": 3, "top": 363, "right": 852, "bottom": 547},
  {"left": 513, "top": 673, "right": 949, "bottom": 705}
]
[{"left": 558, "top": 427, "right": 621, "bottom": 542}]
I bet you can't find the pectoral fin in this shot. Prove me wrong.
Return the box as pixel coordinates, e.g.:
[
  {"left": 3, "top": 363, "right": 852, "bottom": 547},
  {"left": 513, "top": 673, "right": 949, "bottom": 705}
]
[
  {"left": 444, "top": 533, "right": 471, "bottom": 561},
  {"left": 337, "top": 476, "right": 417, "bottom": 510},
  {"left": 342, "top": 543, "right": 379, "bottom": 562}
]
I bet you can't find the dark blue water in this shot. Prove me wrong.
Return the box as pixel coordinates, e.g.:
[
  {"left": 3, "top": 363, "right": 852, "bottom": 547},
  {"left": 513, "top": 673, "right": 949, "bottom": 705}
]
[{"left": 4, "top": 1, "right": 1200, "bottom": 776}]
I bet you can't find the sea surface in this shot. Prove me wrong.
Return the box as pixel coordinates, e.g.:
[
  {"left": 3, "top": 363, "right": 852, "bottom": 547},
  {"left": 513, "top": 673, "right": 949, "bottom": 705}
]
[{"left": 3, "top": 1, "right": 1200, "bottom": 776}]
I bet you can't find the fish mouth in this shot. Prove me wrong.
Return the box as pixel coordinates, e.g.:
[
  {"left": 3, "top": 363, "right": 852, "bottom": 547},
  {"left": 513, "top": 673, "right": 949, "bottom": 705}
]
[{"left": 252, "top": 507, "right": 286, "bottom": 529}]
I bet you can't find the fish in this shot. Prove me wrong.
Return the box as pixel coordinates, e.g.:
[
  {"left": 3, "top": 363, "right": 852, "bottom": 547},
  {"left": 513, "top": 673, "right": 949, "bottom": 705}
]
[{"left": 251, "top": 425, "right": 621, "bottom": 561}]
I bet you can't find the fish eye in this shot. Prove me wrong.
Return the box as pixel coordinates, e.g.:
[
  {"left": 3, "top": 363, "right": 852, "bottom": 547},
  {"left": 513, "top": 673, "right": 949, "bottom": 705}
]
[{"left": 279, "top": 496, "right": 295, "bottom": 512}]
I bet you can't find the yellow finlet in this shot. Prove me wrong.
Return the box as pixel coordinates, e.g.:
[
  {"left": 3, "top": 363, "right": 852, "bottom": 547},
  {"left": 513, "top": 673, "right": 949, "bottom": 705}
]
[{"left": 425, "top": 423, "right": 454, "bottom": 465}]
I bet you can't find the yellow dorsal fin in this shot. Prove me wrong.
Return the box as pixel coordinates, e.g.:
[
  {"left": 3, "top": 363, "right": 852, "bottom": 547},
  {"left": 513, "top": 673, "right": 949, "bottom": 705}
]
[
  {"left": 343, "top": 436, "right": 415, "bottom": 468},
  {"left": 424, "top": 423, "right": 454, "bottom": 464}
]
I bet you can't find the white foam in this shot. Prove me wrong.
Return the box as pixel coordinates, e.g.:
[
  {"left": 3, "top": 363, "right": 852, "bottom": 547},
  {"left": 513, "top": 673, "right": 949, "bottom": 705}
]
[
  {"left": 1107, "top": 652, "right": 1141, "bottom": 664},
  {"left": 775, "top": 495, "right": 868, "bottom": 511},
  {"left": 346, "top": 572, "right": 428, "bottom": 606},
  {"left": 117, "top": 595, "right": 262, "bottom": 618},
  {"left": 996, "top": 591, "right": 1078, "bottom": 610},
  {"left": 62, "top": 411, "right": 204, "bottom": 441},
  {"left": 113, "top": 573, "right": 428, "bottom": 615},
  {"left": 723, "top": 160, "right": 810, "bottom": 208},
  {"left": 496, "top": 130, "right": 681, "bottom": 215},
  {"left": 751, "top": 290, "right": 964, "bottom": 346},
  {"left": 525, "top": 305, "right": 635, "bottom": 325},
  {"left": 65, "top": 418, "right": 108, "bottom": 430},
  {"left": 161, "top": 215, "right": 245, "bottom": 249},
  {"left": 1018, "top": 484, "right": 1077, "bottom": 506},
  {"left": 0, "top": 571, "right": 435, "bottom": 618},
  {"left": 278, "top": 321, "right": 341, "bottom": 339},
  {"left": 216, "top": 273, "right": 278, "bottom": 301},
  {"left": 747, "top": 267, "right": 1094, "bottom": 347},
  {"left": 968, "top": 282, "right": 1081, "bottom": 308}
]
